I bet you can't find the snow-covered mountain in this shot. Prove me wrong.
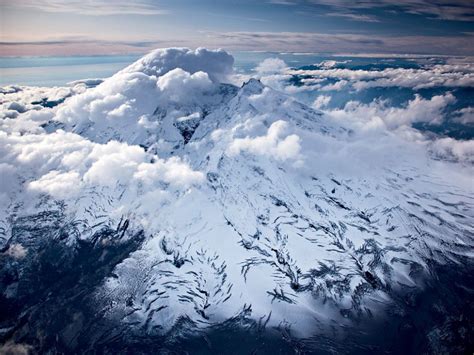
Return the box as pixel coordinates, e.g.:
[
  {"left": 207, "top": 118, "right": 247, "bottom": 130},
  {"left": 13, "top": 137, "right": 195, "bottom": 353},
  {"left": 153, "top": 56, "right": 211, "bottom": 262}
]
[{"left": 1, "top": 48, "right": 473, "bottom": 353}]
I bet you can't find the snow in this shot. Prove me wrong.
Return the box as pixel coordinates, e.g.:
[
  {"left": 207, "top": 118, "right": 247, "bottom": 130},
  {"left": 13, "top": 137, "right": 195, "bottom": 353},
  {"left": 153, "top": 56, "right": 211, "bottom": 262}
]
[{"left": 1, "top": 47, "right": 473, "bottom": 338}]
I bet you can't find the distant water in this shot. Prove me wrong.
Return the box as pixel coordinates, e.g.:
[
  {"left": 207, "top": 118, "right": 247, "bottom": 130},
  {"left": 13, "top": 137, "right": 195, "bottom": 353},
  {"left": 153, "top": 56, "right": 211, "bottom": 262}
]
[
  {"left": 0, "top": 51, "right": 420, "bottom": 87},
  {"left": 0, "top": 55, "right": 142, "bottom": 87}
]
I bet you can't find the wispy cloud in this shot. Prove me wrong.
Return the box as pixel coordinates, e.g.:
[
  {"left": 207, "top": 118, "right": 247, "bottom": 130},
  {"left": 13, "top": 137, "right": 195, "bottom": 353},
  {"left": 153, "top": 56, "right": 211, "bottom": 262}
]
[
  {"left": 205, "top": 31, "right": 474, "bottom": 56},
  {"left": 289, "top": 64, "right": 474, "bottom": 90},
  {"left": 267, "top": 0, "right": 474, "bottom": 22},
  {"left": 3, "top": 31, "right": 474, "bottom": 57},
  {"left": 0, "top": 37, "right": 181, "bottom": 56},
  {"left": 308, "top": 0, "right": 474, "bottom": 22},
  {"left": 268, "top": 0, "right": 298, "bottom": 5},
  {"left": 206, "top": 12, "right": 269, "bottom": 23},
  {"left": 326, "top": 12, "right": 380, "bottom": 23},
  {"left": 3, "top": 0, "right": 169, "bottom": 16}
]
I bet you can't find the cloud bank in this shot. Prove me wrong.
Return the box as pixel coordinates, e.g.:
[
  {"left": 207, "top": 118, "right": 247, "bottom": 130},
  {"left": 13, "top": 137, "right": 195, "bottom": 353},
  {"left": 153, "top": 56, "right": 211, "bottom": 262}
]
[
  {"left": 325, "top": 93, "right": 456, "bottom": 131},
  {"left": 1, "top": 130, "right": 204, "bottom": 201},
  {"left": 290, "top": 64, "right": 474, "bottom": 91}
]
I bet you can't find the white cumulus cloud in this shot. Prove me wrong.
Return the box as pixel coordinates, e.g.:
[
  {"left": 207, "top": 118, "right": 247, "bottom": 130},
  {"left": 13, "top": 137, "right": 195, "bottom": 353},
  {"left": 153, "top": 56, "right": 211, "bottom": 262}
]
[
  {"left": 429, "top": 138, "right": 474, "bottom": 164},
  {"left": 121, "top": 47, "right": 234, "bottom": 83},
  {"left": 453, "top": 107, "right": 474, "bottom": 125},
  {"left": 1, "top": 130, "right": 204, "bottom": 200},
  {"left": 28, "top": 171, "right": 82, "bottom": 198},
  {"left": 157, "top": 68, "right": 213, "bottom": 102},
  {"left": 289, "top": 64, "right": 474, "bottom": 91},
  {"left": 255, "top": 58, "right": 289, "bottom": 74},
  {"left": 228, "top": 120, "right": 302, "bottom": 162},
  {"left": 325, "top": 93, "right": 456, "bottom": 131}
]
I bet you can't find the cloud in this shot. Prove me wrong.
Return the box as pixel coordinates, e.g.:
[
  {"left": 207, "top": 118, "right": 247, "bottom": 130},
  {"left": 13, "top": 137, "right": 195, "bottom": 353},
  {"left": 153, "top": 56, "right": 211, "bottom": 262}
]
[
  {"left": 306, "top": 0, "right": 474, "bottom": 22},
  {"left": 429, "top": 137, "right": 474, "bottom": 163},
  {"left": 324, "top": 93, "right": 456, "bottom": 131},
  {"left": 206, "top": 31, "right": 474, "bottom": 56},
  {"left": 316, "top": 60, "right": 352, "bottom": 68},
  {"left": 54, "top": 71, "right": 160, "bottom": 134},
  {"left": 28, "top": 171, "right": 82, "bottom": 198},
  {"left": 4, "top": 243, "right": 27, "bottom": 259},
  {"left": 0, "top": 85, "right": 83, "bottom": 126},
  {"left": 254, "top": 58, "right": 289, "bottom": 74},
  {"left": 1, "top": 130, "right": 204, "bottom": 200},
  {"left": 250, "top": 58, "right": 299, "bottom": 93},
  {"left": 326, "top": 12, "right": 380, "bottom": 22},
  {"left": 157, "top": 68, "right": 213, "bottom": 101},
  {"left": 82, "top": 141, "right": 146, "bottom": 186},
  {"left": 289, "top": 64, "right": 474, "bottom": 90},
  {"left": 320, "top": 79, "right": 348, "bottom": 91},
  {"left": 0, "top": 39, "right": 181, "bottom": 57},
  {"left": 134, "top": 157, "right": 204, "bottom": 188},
  {"left": 3, "top": 0, "right": 169, "bottom": 16},
  {"left": 312, "top": 95, "right": 331, "bottom": 109},
  {"left": 3, "top": 33, "right": 474, "bottom": 58},
  {"left": 268, "top": 0, "right": 298, "bottom": 5},
  {"left": 252, "top": 58, "right": 348, "bottom": 95},
  {"left": 352, "top": 66, "right": 474, "bottom": 90},
  {"left": 228, "top": 120, "right": 302, "bottom": 162},
  {"left": 453, "top": 107, "right": 474, "bottom": 125},
  {"left": 122, "top": 47, "right": 234, "bottom": 83}
]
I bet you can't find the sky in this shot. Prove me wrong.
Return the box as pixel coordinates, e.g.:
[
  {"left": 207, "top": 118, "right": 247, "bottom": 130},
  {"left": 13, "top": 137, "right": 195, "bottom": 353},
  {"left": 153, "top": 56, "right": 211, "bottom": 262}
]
[{"left": 1, "top": 0, "right": 474, "bottom": 56}]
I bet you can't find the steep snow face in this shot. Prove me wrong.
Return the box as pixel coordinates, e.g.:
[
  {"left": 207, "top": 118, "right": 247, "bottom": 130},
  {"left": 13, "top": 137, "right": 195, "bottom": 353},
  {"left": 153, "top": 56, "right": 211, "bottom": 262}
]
[
  {"left": 1, "top": 48, "right": 473, "bottom": 350},
  {"left": 93, "top": 77, "right": 473, "bottom": 336}
]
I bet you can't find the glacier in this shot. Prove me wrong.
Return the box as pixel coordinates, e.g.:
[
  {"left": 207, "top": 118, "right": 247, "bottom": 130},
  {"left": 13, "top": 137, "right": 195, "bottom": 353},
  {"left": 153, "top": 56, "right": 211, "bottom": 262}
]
[{"left": 0, "top": 48, "right": 473, "bottom": 354}]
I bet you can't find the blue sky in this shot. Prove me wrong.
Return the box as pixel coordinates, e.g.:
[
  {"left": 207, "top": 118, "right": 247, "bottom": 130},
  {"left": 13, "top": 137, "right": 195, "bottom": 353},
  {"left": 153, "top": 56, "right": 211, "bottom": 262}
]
[{"left": 1, "top": 0, "right": 473, "bottom": 56}]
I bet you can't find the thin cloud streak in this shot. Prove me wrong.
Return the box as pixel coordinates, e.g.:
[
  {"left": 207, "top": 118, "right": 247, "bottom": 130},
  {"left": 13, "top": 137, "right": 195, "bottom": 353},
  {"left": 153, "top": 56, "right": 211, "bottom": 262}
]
[
  {"left": 205, "top": 31, "right": 474, "bottom": 56},
  {"left": 3, "top": 31, "right": 474, "bottom": 56},
  {"left": 326, "top": 12, "right": 380, "bottom": 23},
  {"left": 2, "top": 0, "right": 169, "bottom": 16},
  {"left": 0, "top": 39, "right": 182, "bottom": 57},
  {"left": 270, "top": 0, "right": 474, "bottom": 22}
]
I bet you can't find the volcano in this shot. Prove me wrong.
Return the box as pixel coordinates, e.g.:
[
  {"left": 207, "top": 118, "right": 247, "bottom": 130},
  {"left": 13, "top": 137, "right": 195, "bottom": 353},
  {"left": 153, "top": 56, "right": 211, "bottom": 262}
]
[{"left": 1, "top": 48, "right": 473, "bottom": 354}]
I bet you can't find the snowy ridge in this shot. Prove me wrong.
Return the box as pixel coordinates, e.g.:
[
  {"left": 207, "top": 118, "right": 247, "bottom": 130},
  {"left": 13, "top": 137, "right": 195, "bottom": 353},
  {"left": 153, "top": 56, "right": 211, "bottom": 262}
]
[{"left": 0, "top": 48, "right": 473, "bottom": 348}]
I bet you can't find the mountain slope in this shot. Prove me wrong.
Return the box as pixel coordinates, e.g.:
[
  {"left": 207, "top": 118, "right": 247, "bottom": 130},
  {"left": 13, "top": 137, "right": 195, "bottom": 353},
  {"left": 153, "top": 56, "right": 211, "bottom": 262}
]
[{"left": 0, "top": 48, "right": 473, "bottom": 353}]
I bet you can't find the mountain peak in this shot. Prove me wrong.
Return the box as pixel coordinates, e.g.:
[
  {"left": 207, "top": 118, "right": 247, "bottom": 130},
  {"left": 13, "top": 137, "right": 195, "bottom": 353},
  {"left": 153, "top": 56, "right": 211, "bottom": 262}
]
[
  {"left": 120, "top": 47, "right": 234, "bottom": 83},
  {"left": 240, "top": 78, "right": 265, "bottom": 94}
]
